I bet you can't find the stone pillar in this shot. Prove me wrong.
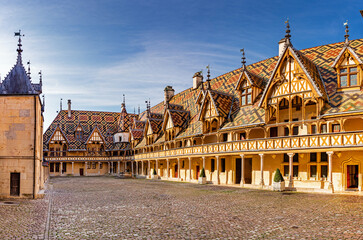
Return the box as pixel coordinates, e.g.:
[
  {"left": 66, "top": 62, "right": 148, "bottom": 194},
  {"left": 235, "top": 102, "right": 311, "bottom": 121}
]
[
  {"left": 148, "top": 160, "right": 151, "bottom": 178},
  {"left": 108, "top": 162, "right": 110, "bottom": 174},
  {"left": 259, "top": 154, "right": 264, "bottom": 186},
  {"left": 98, "top": 162, "right": 101, "bottom": 175},
  {"left": 118, "top": 161, "right": 120, "bottom": 174},
  {"left": 202, "top": 157, "right": 205, "bottom": 170},
  {"left": 327, "top": 151, "right": 334, "bottom": 190},
  {"left": 60, "top": 162, "right": 63, "bottom": 176},
  {"left": 111, "top": 162, "right": 113, "bottom": 174},
  {"left": 177, "top": 158, "right": 180, "bottom": 181},
  {"left": 124, "top": 161, "right": 127, "bottom": 173},
  {"left": 166, "top": 159, "right": 169, "bottom": 179},
  {"left": 142, "top": 161, "right": 144, "bottom": 175},
  {"left": 216, "top": 156, "right": 220, "bottom": 185},
  {"left": 72, "top": 162, "right": 74, "bottom": 175},
  {"left": 136, "top": 161, "right": 139, "bottom": 176},
  {"left": 287, "top": 153, "right": 295, "bottom": 188},
  {"left": 240, "top": 154, "right": 245, "bottom": 186},
  {"left": 85, "top": 162, "right": 88, "bottom": 176},
  {"left": 188, "top": 157, "right": 192, "bottom": 181}
]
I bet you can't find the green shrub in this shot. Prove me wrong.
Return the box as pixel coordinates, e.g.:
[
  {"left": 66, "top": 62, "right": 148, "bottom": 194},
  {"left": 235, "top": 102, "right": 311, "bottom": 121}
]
[
  {"left": 153, "top": 169, "right": 157, "bottom": 175},
  {"left": 199, "top": 168, "right": 206, "bottom": 178},
  {"left": 274, "top": 168, "right": 284, "bottom": 182}
]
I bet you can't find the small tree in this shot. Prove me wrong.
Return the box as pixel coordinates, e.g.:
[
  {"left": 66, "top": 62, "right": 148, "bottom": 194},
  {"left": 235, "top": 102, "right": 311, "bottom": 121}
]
[
  {"left": 274, "top": 168, "right": 284, "bottom": 182},
  {"left": 199, "top": 168, "right": 206, "bottom": 178},
  {"left": 153, "top": 169, "right": 157, "bottom": 175}
]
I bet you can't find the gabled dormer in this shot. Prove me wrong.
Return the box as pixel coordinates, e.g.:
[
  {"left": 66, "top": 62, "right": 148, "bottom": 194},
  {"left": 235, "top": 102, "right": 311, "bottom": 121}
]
[
  {"left": 162, "top": 107, "right": 189, "bottom": 141},
  {"left": 198, "top": 88, "right": 233, "bottom": 133},
  {"left": 259, "top": 25, "right": 327, "bottom": 124},
  {"left": 144, "top": 118, "right": 163, "bottom": 145},
  {"left": 47, "top": 125, "right": 69, "bottom": 156},
  {"left": 331, "top": 26, "right": 363, "bottom": 90},
  {"left": 74, "top": 123, "right": 84, "bottom": 141}
]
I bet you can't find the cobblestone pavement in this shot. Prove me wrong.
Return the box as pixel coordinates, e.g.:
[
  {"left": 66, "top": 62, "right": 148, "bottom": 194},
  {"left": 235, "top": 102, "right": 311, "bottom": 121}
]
[{"left": 1, "top": 177, "right": 363, "bottom": 239}]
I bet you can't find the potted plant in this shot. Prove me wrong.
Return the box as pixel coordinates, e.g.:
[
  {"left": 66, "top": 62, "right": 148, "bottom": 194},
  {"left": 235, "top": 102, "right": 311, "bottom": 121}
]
[
  {"left": 198, "top": 168, "right": 207, "bottom": 184},
  {"left": 152, "top": 168, "right": 158, "bottom": 179},
  {"left": 273, "top": 168, "right": 285, "bottom": 191}
]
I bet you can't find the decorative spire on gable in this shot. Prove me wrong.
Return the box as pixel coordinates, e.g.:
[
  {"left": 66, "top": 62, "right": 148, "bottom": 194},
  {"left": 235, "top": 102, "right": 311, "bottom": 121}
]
[
  {"left": 285, "top": 18, "right": 291, "bottom": 45},
  {"left": 206, "top": 65, "right": 211, "bottom": 90},
  {"left": 344, "top": 20, "right": 349, "bottom": 45},
  {"left": 240, "top": 48, "right": 246, "bottom": 69},
  {"left": 27, "top": 60, "right": 31, "bottom": 80},
  {"left": 15, "top": 30, "right": 24, "bottom": 64}
]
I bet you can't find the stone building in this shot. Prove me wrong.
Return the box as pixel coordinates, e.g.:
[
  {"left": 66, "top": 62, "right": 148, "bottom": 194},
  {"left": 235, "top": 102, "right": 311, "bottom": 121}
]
[
  {"left": 44, "top": 24, "right": 363, "bottom": 193},
  {"left": 0, "top": 33, "right": 46, "bottom": 198}
]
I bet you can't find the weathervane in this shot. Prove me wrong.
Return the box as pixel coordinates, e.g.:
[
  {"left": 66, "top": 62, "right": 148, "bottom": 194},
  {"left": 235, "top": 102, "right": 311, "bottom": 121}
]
[
  {"left": 344, "top": 20, "right": 349, "bottom": 44},
  {"left": 14, "top": 30, "right": 24, "bottom": 54}
]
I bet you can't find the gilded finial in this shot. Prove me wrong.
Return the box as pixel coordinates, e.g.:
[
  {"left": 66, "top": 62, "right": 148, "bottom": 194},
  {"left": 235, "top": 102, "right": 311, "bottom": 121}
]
[
  {"left": 285, "top": 18, "right": 291, "bottom": 41},
  {"left": 240, "top": 48, "right": 246, "bottom": 68},
  {"left": 344, "top": 20, "right": 349, "bottom": 44}
]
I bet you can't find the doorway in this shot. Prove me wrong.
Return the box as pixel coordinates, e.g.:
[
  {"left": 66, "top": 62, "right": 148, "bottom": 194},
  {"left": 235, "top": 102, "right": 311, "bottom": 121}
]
[
  {"left": 347, "top": 165, "right": 358, "bottom": 189},
  {"left": 235, "top": 158, "right": 241, "bottom": 184},
  {"left": 196, "top": 166, "right": 200, "bottom": 179},
  {"left": 10, "top": 173, "right": 20, "bottom": 196},
  {"left": 174, "top": 164, "right": 178, "bottom": 178},
  {"left": 80, "top": 168, "right": 84, "bottom": 176},
  {"left": 244, "top": 158, "right": 252, "bottom": 184}
]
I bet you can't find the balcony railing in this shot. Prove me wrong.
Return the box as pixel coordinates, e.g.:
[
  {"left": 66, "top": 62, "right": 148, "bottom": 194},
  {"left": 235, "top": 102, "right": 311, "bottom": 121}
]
[{"left": 133, "top": 130, "right": 363, "bottom": 160}]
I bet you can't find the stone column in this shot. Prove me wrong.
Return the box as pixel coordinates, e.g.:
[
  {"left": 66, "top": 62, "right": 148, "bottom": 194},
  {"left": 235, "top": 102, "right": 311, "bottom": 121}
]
[
  {"left": 142, "top": 161, "right": 144, "bottom": 176},
  {"left": 85, "top": 162, "right": 88, "bottom": 176},
  {"left": 202, "top": 157, "right": 206, "bottom": 170},
  {"left": 327, "top": 151, "right": 334, "bottom": 190},
  {"left": 124, "top": 161, "right": 127, "bottom": 173},
  {"left": 240, "top": 154, "right": 245, "bottom": 186},
  {"left": 72, "top": 162, "right": 74, "bottom": 175},
  {"left": 148, "top": 160, "right": 151, "bottom": 178},
  {"left": 108, "top": 162, "right": 110, "bottom": 174},
  {"left": 166, "top": 159, "right": 169, "bottom": 179},
  {"left": 259, "top": 154, "right": 264, "bottom": 186},
  {"left": 216, "top": 156, "right": 220, "bottom": 185},
  {"left": 287, "top": 153, "right": 295, "bottom": 188},
  {"left": 118, "top": 161, "right": 120, "bottom": 174},
  {"left": 60, "top": 162, "right": 63, "bottom": 176},
  {"left": 177, "top": 158, "right": 180, "bottom": 181},
  {"left": 188, "top": 157, "right": 192, "bottom": 182},
  {"left": 136, "top": 161, "right": 139, "bottom": 176},
  {"left": 111, "top": 162, "right": 113, "bottom": 174},
  {"left": 98, "top": 162, "right": 101, "bottom": 175}
]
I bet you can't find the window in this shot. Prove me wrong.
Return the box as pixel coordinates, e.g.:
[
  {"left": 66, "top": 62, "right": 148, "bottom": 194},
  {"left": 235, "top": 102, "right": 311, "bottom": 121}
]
[
  {"left": 284, "top": 127, "right": 289, "bottom": 136},
  {"left": 321, "top": 152, "right": 328, "bottom": 162},
  {"left": 75, "top": 131, "right": 83, "bottom": 140},
  {"left": 270, "top": 127, "right": 278, "bottom": 137},
  {"left": 332, "top": 124, "right": 340, "bottom": 133},
  {"left": 321, "top": 165, "right": 328, "bottom": 178},
  {"left": 92, "top": 162, "right": 96, "bottom": 169},
  {"left": 100, "top": 163, "right": 103, "bottom": 169},
  {"left": 283, "top": 153, "right": 298, "bottom": 162},
  {"left": 223, "top": 133, "right": 228, "bottom": 142},
  {"left": 55, "top": 163, "right": 60, "bottom": 172},
  {"left": 50, "top": 163, "right": 54, "bottom": 172},
  {"left": 339, "top": 66, "right": 358, "bottom": 87},
  {"left": 240, "top": 133, "right": 246, "bottom": 140},
  {"left": 310, "top": 165, "right": 317, "bottom": 178},
  {"left": 240, "top": 82, "right": 252, "bottom": 105},
  {"left": 284, "top": 165, "right": 289, "bottom": 177},
  {"left": 211, "top": 159, "right": 215, "bottom": 172},
  {"left": 310, "top": 153, "right": 317, "bottom": 162},
  {"left": 283, "top": 154, "right": 289, "bottom": 162},
  {"left": 293, "top": 166, "right": 299, "bottom": 177},
  {"left": 293, "top": 126, "right": 299, "bottom": 135},
  {"left": 321, "top": 124, "right": 327, "bottom": 133},
  {"left": 62, "top": 163, "right": 67, "bottom": 173},
  {"left": 221, "top": 158, "right": 225, "bottom": 172},
  {"left": 311, "top": 125, "right": 317, "bottom": 134}
]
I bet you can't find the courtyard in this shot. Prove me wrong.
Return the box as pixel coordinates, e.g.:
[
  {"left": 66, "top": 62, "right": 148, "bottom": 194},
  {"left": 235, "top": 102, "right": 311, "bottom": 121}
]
[{"left": 0, "top": 177, "right": 362, "bottom": 239}]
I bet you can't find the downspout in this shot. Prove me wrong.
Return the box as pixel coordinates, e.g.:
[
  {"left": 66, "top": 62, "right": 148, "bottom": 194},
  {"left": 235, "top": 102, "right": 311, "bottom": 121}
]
[{"left": 33, "top": 96, "right": 37, "bottom": 199}]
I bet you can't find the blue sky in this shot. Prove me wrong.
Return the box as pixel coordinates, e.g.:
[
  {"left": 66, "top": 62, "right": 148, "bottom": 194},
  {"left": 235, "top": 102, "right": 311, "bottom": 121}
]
[{"left": 0, "top": 0, "right": 362, "bottom": 129}]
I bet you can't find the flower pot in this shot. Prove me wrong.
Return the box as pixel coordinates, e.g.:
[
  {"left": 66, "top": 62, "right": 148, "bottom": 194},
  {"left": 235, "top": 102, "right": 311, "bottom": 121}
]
[
  {"left": 152, "top": 175, "right": 159, "bottom": 180},
  {"left": 198, "top": 177, "right": 206, "bottom": 184},
  {"left": 273, "top": 181, "right": 285, "bottom": 191}
]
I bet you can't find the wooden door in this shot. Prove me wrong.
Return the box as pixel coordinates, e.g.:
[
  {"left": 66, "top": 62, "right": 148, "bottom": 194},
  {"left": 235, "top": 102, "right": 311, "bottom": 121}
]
[
  {"left": 80, "top": 168, "right": 84, "bottom": 176},
  {"left": 244, "top": 158, "right": 252, "bottom": 184},
  {"left": 10, "top": 173, "right": 20, "bottom": 196},
  {"left": 235, "top": 158, "right": 241, "bottom": 184},
  {"left": 347, "top": 165, "right": 358, "bottom": 188}
]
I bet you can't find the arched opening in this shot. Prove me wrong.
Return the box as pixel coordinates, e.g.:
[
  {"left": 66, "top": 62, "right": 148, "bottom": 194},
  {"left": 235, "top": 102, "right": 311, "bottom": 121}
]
[
  {"left": 211, "top": 119, "right": 218, "bottom": 132},
  {"left": 304, "top": 100, "right": 317, "bottom": 120},
  {"left": 278, "top": 98, "right": 289, "bottom": 122},
  {"left": 291, "top": 95, "right": 302, "bottom": 121}
]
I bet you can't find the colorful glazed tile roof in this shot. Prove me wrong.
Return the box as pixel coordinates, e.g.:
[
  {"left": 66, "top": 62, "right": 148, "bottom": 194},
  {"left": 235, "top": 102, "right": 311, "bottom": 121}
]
[{"left": 44, "top": 110, "right": 135, "bottom": 151}]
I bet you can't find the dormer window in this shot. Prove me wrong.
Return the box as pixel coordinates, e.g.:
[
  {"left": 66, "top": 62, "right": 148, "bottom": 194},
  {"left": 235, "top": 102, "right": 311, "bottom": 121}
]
[
  {"left": 75, "top": 131, "right": 83, "bottom": 140},
  {"left": 339, "top": 66, "right": 358, "bottom": 87},
  {"left": 240, "top": 83, "right": 252, "bottom": 105}
]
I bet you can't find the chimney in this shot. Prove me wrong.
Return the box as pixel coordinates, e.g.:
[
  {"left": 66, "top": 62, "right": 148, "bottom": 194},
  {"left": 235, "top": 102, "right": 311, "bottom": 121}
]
[
  {"left": 164, "top": 86, "right": 175, "bottom": 104},
  {"left": 278, "top": 38, "right": 287, "bottom": 56},
  {"left": 67, "top": 99, "right": 71, "bottom": 118},
  {"left": 193, "top": 71, "right": 203, "bottom": 89}
]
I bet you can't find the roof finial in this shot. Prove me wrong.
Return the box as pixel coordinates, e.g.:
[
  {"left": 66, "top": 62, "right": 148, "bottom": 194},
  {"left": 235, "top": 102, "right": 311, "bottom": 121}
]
[
  {"left": 42, "top": 94, "right": 45, "bottom": 112},
  {"left": 38, "top": 70, "right": 42, "bottom": 86},
  {"left": 121, "top": 94, "right": 126, "bottom": 108},
  {"left": 60, "top": 98, "right": 63, "bottom": 111},
  {"left": 138, "top": 104, "right": 140, "bottom": 115},
  {"left": 14, "top": 30, "right": 24, "bottom": 63},
  {"left": 206, "top": 65, "right": 211, "bottom": 89},
  {"left": 240, "top": 48, "right": 246, "bottom": 68},
  {"left": 285, "top": 18, "right": 291, "bottom": 43},
  {"left": 27, "top": 60, "right": 31, "bottom": 80},
  {"left": 344, "top": 20, "right": 349, "bottom": 45},
  {"left": 145, "top": 99, "right": 151, "bottom": 118}
]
